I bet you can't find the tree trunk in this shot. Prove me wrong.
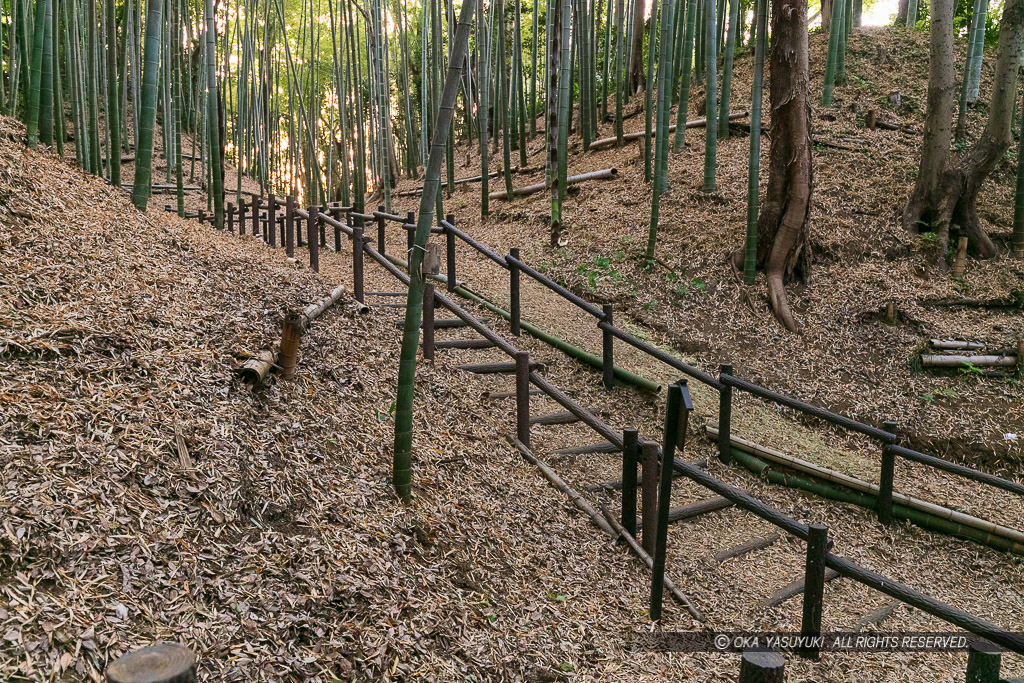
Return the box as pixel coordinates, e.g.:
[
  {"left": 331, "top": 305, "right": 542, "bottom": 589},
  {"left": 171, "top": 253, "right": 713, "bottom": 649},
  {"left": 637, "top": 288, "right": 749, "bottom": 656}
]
[
  {"left": 822, "top": 0, "right": 832, "bottom": 33},
  {"left": 756, "top": 0, "right": 812, "bottom": 331},
  {"left": 895, "top": 0, "right": 909, "bottom": 25},
  {"left": 904, "top": 0, "right": 1024, "bottom": 263},
  {"left": 628, "top": 0, "right": 647, "bottom": 92}
]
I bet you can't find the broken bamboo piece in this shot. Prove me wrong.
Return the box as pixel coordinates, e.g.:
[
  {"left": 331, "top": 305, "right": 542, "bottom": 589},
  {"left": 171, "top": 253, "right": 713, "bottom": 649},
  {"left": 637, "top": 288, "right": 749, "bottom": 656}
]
[
  {"left": 930, "top": 339, "right": 985, "bottom": 351},
  {"left": 238, "top": 349, "right": 279, "bottom": 384},
  {"left": 760, "top": 569, "right": 841, "bottom": 608},
  {"left": 599, "top": 504, "right": 705, "bottom": 621},
  {"left": 851, "top": 600, "right": 901, "bottom": 632},
  {"left": 588, "top": 112, "right": 749, "bottom": 151},
  {"left": 509, "top": 435, "right": 614, "bottom": 537},
  {"left": 489, "top": 168, "right": 618, "bottom": 201},
  {"left": 920, "top": 354, "right": 1017, "bottom": 368},
  {"left": 713, "top": 534, "right": 781, "bottom": 563},
  {"left": 278, "top": 313, "right": 303, "bottom": 379},
  {"left": 635, "top": 496, "right": 733, "bottom": 532}
]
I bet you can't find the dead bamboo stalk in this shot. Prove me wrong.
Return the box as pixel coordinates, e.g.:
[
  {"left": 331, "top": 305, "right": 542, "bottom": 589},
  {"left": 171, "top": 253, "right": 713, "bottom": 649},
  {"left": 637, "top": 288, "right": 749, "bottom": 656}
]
[
  {"left": 952, "top": 237, "right": 969, "bottom": 278},
  {"left": 930, "top": 339, "right": 985, "bottom": 350},
  {"left": 705, "top": 424, "right": 1024, "bottom": 548},
  {"left": 920, "top": 354, "right": 1017, "bottom": 368},
  {"left": 588, "top": 112, "right": 749, "bottom": 151},
  {"left": 599, "top": 504, "right": 705, "bottom": 621},
  {"left": 238, "top": 349, "right": 279, "bottom": 384},
  {"left": 489, "top": 168, "right": 618, "bottom": 201},
  {"left": 278, "top": 313, "right": 303, "bottom": 379},
  {"left": 507, "top": 435, "right": 615, "bottom": 537}
]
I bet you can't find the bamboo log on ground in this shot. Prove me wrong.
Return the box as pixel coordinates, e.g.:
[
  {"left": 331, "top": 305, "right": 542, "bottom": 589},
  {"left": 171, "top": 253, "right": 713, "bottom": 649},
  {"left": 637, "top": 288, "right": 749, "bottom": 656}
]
[
  {"left": 760, "top": 569, "right": 841, "bottom": 608},
  {"left": 851, "top": 600, "right": 901, "bottom": 632},
  {"left": 930, "top": 339, "right": 985, "bottom": 350},
  {"left": 635, "top": 496, "right": 733, "bottom": 531},
  {"left": 599, "top": 504, "right": 706, "bottom": 621},
  {"left": 489, "top": 168, "right": 618, "bottom": 201},
  {"left": 920, "top": 354, "right": 1017, "bottom": 368},
  {"left": 509, "top": 435, "right": 615, "bottom": 538},
  {"left": 713, "top": 534, "right": 781, "bottom": 563},
  {"left": 238, "top": 350, "right": 278, "bottom": 384},
  {"left": 394, "top": 166, "right": 530, "bottom": 195},
  {"left": 705, "top": 425, "right": 1024, "bottom": 553},
  {"left": 589, "top": 112, "right": 749, "bottom": 151}
]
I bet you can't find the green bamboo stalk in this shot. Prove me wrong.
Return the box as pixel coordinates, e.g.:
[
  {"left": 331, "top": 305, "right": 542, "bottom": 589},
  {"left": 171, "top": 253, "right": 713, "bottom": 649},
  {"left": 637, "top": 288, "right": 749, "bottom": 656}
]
[
  {"left": 643, "top": 0, "right": 658, "bottom": 182},
  {"left": 645, "top": 0, "right": 676, "bottom": 262},
  {"left": 479, "top": 0, "right": 490, "bottom": 214},
  {"left": 498, "top": 0, "right": 513, "bottom": 198},
  {"left": 905, "top": 0, "right": 918, "bottom": 27},
  {"left": 39, "top": 0, "right": 54, "bottom": 145},
  {"left": 131, "top": 0, "right": 164, "bottom": 210},
  {"left": 393, "top": 0, "right": 474, "bottom": 503},
  {"left": 673, "top": 0, "right": 697, "bottom": 150},
  {"left": 104, "top": 0, "right": 120, "bottom": 185},
  {"left": 204, "top": 0, "right": 223, "bottom": 227},
  {"left": 86, "top": 0, "right": 100, "bottom": 173},
  {"left": 702, "top": 0, "right": 717, "bottom": 191},
  {"left": 531, "top": 0, "right": 539, "bottom": 136},
  {"left": 717, "top": 0, "right": 738, "bottom": 137},
  {"left": 836, "top": 0, "right": 850, "bottom": 84},
  {"left": 555, "top": 0, "right": 571, "bottom": 227},
  {"left": 965, "top": 0, "right": 987, "bottom": 103},
  {"left": 821, "top": 0, "right": 843, "bottom": 106},
  {"left": 742, "top": 0, "right": 766, "bottom": 284},
  {"left": 25, "top": 0, "right": 48, "bottom": 148},
  {"left": 614, "top": 0, "right": 624, "bottom": 144}
]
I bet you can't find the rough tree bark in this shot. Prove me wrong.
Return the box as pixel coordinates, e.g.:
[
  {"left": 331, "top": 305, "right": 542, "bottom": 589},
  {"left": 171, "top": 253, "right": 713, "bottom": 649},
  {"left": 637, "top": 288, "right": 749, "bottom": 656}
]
[
  {"left": 628, "top": 0, "right": 648, "bottom": 92},
  {"left": 755, "top": 0, "right": 813, "bottom": 332},
  {"left": 903, "top": 0, "right": 1024, "bottom": 264}
]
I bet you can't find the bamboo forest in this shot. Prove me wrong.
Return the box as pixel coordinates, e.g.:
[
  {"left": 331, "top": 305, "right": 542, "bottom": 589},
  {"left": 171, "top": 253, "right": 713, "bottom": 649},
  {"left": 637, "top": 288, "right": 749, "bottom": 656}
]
[{"left": 3, "top": 0, "right": 1024, "bottom": 677}]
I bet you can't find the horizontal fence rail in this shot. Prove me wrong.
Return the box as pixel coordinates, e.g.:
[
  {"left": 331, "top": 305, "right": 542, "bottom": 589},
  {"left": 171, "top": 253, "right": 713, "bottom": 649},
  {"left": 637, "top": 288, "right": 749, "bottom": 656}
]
[
  {"left": 720, "top": 373, "right": 899, "bottom": 443},
  {"left": 886, "top": 444, "right": 1024, "bottom": 497}
]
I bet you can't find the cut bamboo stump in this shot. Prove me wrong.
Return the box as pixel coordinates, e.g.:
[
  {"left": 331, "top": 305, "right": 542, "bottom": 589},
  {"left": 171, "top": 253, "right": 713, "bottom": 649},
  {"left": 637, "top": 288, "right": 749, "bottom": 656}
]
[
  {"left": 490, "top": 168, "right": 618, "bottom": 201},
  {"left": 278, "top": 313, "right": 303, "bottom": 379},
  {"left": 952, "top": 236, "right": 969, "bottom": 278},
  {"left": 105, "top": 643, "right": 196, "bottom": 683}
]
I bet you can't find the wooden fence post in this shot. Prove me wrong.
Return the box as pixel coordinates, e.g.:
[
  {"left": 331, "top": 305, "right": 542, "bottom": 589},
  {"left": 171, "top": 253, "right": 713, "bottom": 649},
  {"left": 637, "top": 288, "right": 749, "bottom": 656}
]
[
  {"left": 622, "top": 428, "right": 639, "bottom": 536},
  {"left": 105, "top": 643, "right": 196, "bottom": 683},
  {"left": 641, "top": 440, "right": 659, "bottom": 555},
  {"left": 352, "top": 225, "right": 365, "bottom": 303},
  {"left": 331, "top": 205, "right": 341, "bottom": 253},
  {"left": 602, "top": 304, "right": 615, "bottom": 390},
  {"left": 799, "top": 523, "right": 828, "bottom": 660},
  {"left": 352, "top": 200, "right": 363, "bottom": 253},
  {"left": 509, "top": 248, "right": 521, "bottom": 336},
  {"left": 718, "top": 363, "right": 734, "bottom": 464},
  {"left": 406, "top": 211, "right": 415, "bottom": 254},
  {"left": 651, "top": 382, "right": 690, "bottom": 621},
  {"left": 878, "top": 421, "right": 898, "bottom": 525},
  {"left": 279, "top": 312, "right": 303, "bottom": 379},
  {"left": 738, "top": 650, "right": 785, "bottom": 683},
  {"left": 307, "top": 206, "right": 319, "bottom": 272},
  {"left": 285, "top": 196, "right": 295, "bottom": 256},
  {"left": 252, "top": 195, "right": 261, "bottom": 239},
  {"left": 318, "top": 205, "right": 326, "bottom": 247},
  {"left": 965, "top": 640, "right": 1002, "bottom": 683},
  {"left": 198, "top": 209, "right": 205, "bottom": 225},
  {"left": 446, "top": 214, "right": 457, "bottom": 291},
  {"left": 268, "top": 194, "right": 277, "bottom": 247},
  {"left": 227, "top": 202, "right": 234, "bottom": 234},
  {"left": 375, "top": 205, "right": 385, "bottom": 255},
  {"left": 516, "top": 351, "right": 531, "bottom": 447}
]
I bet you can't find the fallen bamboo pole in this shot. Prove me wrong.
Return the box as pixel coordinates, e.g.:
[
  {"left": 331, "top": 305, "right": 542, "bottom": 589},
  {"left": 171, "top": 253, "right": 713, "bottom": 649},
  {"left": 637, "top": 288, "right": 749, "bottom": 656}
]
[
  {"left": 705, "top": 425, "right": 1024, "bottom": 553},
  {"left": 929, "top": 339, "right": 985, "bottom": 351},
  {"left": 489, "top": 168, "right": 618, "bottom": 201},
  {"left": 920, "top": 354, "right": 1017, "bottom": 368},
  {"left": 238, "top": 350, "right": 278, "bottom": 384},
  {"left": 509, "top": 435, "right": 615, "bottom": 538},
  {"left": 599, "top": 504, "right": 706, "bottom": 621},
  {"left": 394, "top": 166, "right": 529, "bottom": 196},
  {"left": 588, "top": 112, "right": 749, "bottom": 151}
]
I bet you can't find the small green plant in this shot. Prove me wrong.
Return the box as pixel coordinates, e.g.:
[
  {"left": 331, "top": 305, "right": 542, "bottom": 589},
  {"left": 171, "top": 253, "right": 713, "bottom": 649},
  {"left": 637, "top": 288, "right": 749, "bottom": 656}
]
[
  {"left": 546, "top": 591, "right": 566, "bottom": 602},
  {"left": 919, "top": 231, "right": 941, "bottom": 247},
  {"left": 375, "top": 402, "right": 397, "bottom": 422},
  {"left": 959, "top": 362, "right": 985, "bottom": 378},
  {"left": 559, "top": 662, "right": 574, "bottom": 673},
  {"left": 643, "top": 299, "right": 660, "bottom": 310}
]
